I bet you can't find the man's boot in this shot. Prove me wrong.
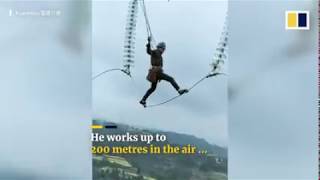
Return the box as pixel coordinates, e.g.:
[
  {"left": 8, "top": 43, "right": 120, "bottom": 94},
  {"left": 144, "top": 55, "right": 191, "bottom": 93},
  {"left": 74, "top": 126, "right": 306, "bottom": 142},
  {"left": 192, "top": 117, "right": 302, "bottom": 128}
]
[{"left": 139, "top": 100, "right": 147, "bottom": 108}]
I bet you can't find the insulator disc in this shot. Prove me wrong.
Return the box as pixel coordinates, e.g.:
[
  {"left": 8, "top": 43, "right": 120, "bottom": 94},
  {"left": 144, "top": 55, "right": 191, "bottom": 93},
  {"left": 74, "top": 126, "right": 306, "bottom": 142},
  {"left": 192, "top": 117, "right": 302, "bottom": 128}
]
[
  {"left": 124, "top": 60, "right": 134, "bottom": 63},
  {"left": 125, "top": 49, "right": 134, "bottom": 52},
  {"left": 124, "top": 45, "right": 135, "bottom": 48},
  {"left": 123, "top": 53, "right": 133, "bottom": 57},
  {"left": 217, "top": 54, "right": 226, "bottom": 58},
  {"left": 124, "top": 55, "right": 134, "bottom": 58},
  {"left": 125, "top": 40, "right": 135, "bottom": 44},
  {"left": 216, "top": 47, "right": 225, "bottom": 52},
  {"left": 125, "top": 35, "right": 135, "bottom": 39},
  {"left": 126, "top": 22, "right": 136, "bottom": 26},
  {"left": 129, "top": 5, "right": 138, "bottom": 10},
  {"left": 128, "top": 14, "right": 137, "bottom": 18},
  {"left": 123, "top": 64, "right": 131, "bottom": 69},
  {"left": 219, "top": 42, "right": 227, "bottom": 47},
  {"left": 125, "top": 27, "right": 135, "bottom": 30},
  {"left": 124, "top": 46, "right": 135, "bottom": 49},
  {"left": 125, "top": 32, "right": 136, "bottom": 36},
  {"left": 127, "top": 17, "right": 137, "bottom": 22},
  {"left": 124, "top": 46, "right": 135, "bottom": 50}
]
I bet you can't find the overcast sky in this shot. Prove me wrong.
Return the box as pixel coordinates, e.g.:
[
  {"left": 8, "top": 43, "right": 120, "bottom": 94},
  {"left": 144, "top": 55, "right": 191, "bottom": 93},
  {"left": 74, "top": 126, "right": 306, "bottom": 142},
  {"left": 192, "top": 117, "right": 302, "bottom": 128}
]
[
  {"left": 92, "top": 1, "right": 228, "bottom": 147},
  {"left": 228, "top": 1, "right": 317, "bottom": 179},
  {"left": 0, "top": 2, "right": 91, "bottom": 179}
]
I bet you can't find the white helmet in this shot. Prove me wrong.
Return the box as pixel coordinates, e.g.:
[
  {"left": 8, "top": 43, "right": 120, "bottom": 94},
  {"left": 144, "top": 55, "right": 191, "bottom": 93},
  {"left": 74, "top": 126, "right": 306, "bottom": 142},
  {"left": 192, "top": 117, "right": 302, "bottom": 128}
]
[{"left": 157, "top": 42, "right": 166, "bottom": 49}]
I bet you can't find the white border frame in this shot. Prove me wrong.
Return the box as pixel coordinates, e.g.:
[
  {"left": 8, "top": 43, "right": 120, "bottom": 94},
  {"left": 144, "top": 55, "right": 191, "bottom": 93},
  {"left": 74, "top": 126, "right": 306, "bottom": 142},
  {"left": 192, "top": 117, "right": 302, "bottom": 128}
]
[{"left": 285, "top": 10, "right": 310, "bottom": 30}]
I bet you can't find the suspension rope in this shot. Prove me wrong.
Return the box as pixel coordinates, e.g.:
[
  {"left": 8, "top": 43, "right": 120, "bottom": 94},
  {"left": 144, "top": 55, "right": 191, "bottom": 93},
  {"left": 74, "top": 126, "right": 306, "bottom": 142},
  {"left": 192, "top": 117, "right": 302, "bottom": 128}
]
[
  {"left": 141, "top": 0, "right": 150, "bottom": 36},
  {"left": 145, "top": 72, "right": 226, "bottom": 108},
  {"left": 140, "top": 0, "right": 156, "bottom": 44}
]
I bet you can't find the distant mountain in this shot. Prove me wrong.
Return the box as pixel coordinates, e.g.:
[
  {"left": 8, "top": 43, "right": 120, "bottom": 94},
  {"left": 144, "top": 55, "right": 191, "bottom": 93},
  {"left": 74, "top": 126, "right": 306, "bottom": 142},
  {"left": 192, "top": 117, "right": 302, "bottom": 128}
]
[{"left": 162, "top": 131, "right": 227, "bottom": 158}]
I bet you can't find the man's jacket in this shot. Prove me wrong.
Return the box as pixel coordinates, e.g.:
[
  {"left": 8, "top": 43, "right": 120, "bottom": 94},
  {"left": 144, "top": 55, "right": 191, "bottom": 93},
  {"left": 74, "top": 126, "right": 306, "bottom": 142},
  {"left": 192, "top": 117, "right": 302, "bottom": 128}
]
[{"left": 146, "top": 43, "right": 163, "bottom": 83}]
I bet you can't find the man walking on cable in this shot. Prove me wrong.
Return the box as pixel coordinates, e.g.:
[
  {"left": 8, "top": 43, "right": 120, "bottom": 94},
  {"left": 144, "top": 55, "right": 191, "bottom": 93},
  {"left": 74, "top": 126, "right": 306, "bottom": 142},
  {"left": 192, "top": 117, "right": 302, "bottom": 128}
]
[{"left": 140, "top": 37, "right": 188, "bottom": 107}]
